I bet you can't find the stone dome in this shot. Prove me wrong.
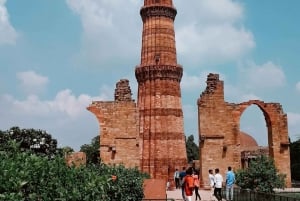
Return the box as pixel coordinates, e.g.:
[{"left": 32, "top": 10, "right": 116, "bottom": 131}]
[{"left": 240, "top": 131, "right": 258, "bottom": 148}]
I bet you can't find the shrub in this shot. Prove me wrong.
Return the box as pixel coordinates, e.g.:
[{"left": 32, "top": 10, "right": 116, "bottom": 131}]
[
  {"left": 0, "top": 144, "right": 148, "bottom": 200},
  {"left": 235, "top": 155, "right": 286, "bottom": 193}
]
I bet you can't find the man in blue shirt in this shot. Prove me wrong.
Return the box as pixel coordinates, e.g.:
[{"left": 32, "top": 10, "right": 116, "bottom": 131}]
[
  {"left": 179, "top": 167, "right": 186, "bottom": 201},
  {"left": 226, "top": 166, "right": 235, "bottom": 201}
]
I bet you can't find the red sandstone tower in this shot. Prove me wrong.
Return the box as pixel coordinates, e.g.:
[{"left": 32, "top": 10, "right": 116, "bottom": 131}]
[{"left": 135, "top": 0, "right": 187, "bottom": 180}]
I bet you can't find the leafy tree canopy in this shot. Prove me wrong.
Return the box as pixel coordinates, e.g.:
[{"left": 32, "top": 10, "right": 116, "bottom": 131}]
[
  {"left": 235, "top": 155, "right": 286, "bottom": 193},
  {"left": 290, "top": 139, "right": 300, "bottom": 181},
  {"left": 186, "top": 135, "right": 199, "bottom": 163},
  {"left": 0, "top": 126, "right": 59, "bottom": 157},
  {"left": 0, "top": 142, "right": 148, "bottom": 201},
  {"left": 80, "top": 135, "right": 100, "bottom": 164}
]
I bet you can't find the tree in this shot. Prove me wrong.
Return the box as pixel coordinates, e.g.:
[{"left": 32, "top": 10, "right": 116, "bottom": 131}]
[
  {"left": 185, "top": 135, "right": 199, "bottom": 163},
  {"left": 0, "top": 126, "right": 59, "bottom": 157},
  {"left": 0, "top": 142, "right": 148, "bottom": 201},
  {"left": 58, "top": 146, "right": 75, "bottom": 157},
  {"left": 235, "top": 155, "right": 286, "bottom": 193},
  {"left": 290, "top": 139, "right": 300, "bottom": 181},
  {"left": 80, "top": 135, "right": 100, "bottom": 164}
]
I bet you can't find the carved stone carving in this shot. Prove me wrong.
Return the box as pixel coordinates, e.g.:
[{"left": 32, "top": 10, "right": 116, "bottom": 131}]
[
  {"left": 140, "top": 6, "right": 177, "bottom": 21},
  {"left": 135, "top": 65, "right": 183, "bottom": 83}
]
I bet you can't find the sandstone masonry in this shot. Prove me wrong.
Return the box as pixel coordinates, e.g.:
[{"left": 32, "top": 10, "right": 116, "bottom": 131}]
[{"left": 198, "top": 73, "right": 291, "bottom": 187}]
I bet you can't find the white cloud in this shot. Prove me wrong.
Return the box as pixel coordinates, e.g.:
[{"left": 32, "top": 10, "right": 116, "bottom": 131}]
[
  {"left": 181, "top": 72, "right": 206, "bottom": 91},
  {"left": 0, "top": 88, "right": 110, "bottom": 150},
  {"left": 2, "top": 89, "right": 106, "bottom": 118},
  {"left": 175, "top": 0, "right": 244, "bottom": 25},
  {"left": 66, "top": 0, "right": 140, "bottom": 67},
  {"left": 0, "top": 0, "right": 18, "bottom": 45},
  {"left": 224, "top": 82, "right": 262, "bottom": 103},
  {"left": 287, "top": 112, "right": 300, "bottom": 127},
  {"left": 17, "top": 71, "right": 49, "bottom": 95},
  {"left": 65, "top": 0, "right": 255, "bottom": 68},
  {"left": 240, "top": 94, "right": 261, "bottom": 102},
  {"left": 296, "top": 82, "right": 300, "bottom": 92},
  {"left": 238, "top": 61, "right": 286, "bottom": 90},
  {"left": 181, "top": 71, "right": 226, "bottom": 94},
  {"left": 174, "top": 0, "right": 255, "bottom": 66},
  {"left": 287, "top": 112, "right": 300, "bottom": 141}
]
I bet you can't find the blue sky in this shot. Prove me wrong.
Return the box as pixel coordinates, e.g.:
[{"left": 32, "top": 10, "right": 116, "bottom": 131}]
[{"left": 1, "top": 0, "right": 299, "bottom": 151}]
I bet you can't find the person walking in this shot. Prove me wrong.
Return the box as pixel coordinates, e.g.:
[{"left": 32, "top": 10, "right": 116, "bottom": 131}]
[
  {"left": 214, "top": 168, "right": 223, "bottom": 201},
  {"left": 183, "top": 167, "right": 195, "bottom": 201},
  {"left": 193, "top": 169, "right": 201, "bottom": 200},
  {"left": 179, "top": 167, "right": 187, "bottom": 201},
  {"left": 174, "top": 168, "right": 180, "bottom": 189},
  {"left": 208, "top": 169, "right": 215, "bottom": 200},
  {"left": 225, "top": 166, "right": 235, "bottom": 201}
]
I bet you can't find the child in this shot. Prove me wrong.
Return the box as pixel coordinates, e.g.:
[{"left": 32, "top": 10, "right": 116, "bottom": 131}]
[{"left": 166, "top": 180, "right": 171, "bottom": 191}]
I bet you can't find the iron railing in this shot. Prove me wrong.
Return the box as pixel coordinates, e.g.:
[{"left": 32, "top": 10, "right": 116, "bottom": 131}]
[
  {"left": 143, "top": 199, "right": 175, "bottom": 201},
  {"left": 221, "top": 188, "right": 300, "bottom": 201}
]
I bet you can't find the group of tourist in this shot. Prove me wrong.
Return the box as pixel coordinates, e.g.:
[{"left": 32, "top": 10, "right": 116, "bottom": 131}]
[
  {"left": 173, "top": 167, "right": 201, "bottom": 201},
  {"left": 173, "top": 166, "right": 235, "bottom": 201}
]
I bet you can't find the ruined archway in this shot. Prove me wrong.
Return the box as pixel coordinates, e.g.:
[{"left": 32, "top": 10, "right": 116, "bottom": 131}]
[
  {"left": 239, "top": 104, "right": 268, "bottom": 169},
  {"left": 236, "top": 101, "right": 290, "bottom": 172},
  {"left": 197, "top": 73, "right": 291, "bottom": 187},
  {"left": 240, "top": 105, "right": 268, "bottom": 146}
]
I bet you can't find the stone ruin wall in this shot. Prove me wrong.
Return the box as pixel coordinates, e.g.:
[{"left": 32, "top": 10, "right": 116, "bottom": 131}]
[
  {"left": 87, "top": 79, "right": 140, "bottom": 168},
  {"left": 198, "top": 73, "right": 291, "bottom": 187},
  {"left": 65, "top": 152, "right": 86, "bottom": 167}
]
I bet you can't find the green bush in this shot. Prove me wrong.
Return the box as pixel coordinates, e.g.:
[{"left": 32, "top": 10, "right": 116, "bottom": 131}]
[
  {"left": 235, "top": 155, "right": 285, "bottom": 193},
  {"left": 0, "top": 144, "right": 148, "bottom": 201}
]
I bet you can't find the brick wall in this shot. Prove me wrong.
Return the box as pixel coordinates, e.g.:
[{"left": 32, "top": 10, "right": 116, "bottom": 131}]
[
  {"left": 87, "top": 80, "right": 140, "bottom": 168},
  {"left": 198, "top": 73, "right": 291, "bottom": 187}
]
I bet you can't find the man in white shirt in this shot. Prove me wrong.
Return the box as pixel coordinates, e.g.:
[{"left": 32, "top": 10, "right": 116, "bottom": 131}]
[
  {"left": 208, "top": 169, "right": 215, "bottom": 200},
  {"left": 174, "top": 168, "right": 180, "bottom": 189},
  {"left": 214, "top": 168, "right": 223, "bottom": 201}
]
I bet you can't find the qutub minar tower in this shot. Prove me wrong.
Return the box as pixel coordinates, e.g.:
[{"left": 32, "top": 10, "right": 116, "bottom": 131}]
[
  {"left": 87, "top": 0, "right": 187, "bottom": 181},
  {"left": 135, "top": 0, "right": 187, "bottom": 178}
]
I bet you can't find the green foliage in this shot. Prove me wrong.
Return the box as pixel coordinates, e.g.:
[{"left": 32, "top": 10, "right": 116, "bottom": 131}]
[
  {"left": 290, "top": 139, "right": 300, "bottom": 180},
  {"left": 80, "top": 135, "right": 100, "bottom": 164},
  {"left": 0, "top": 142, "right": 148, "bottom": 200},
  {"left": 0, "top": 127, "right": 59, "bottom": 157},
  {"left": 235, "top": 155, "right": 286, "bottom": 193},
  {"left": 186, "top": 135, "right": 199, "bottom": 162}
]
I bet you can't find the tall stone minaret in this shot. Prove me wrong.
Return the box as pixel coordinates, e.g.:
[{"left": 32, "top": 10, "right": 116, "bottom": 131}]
[{"left": 135, "top": 0, "right": 187, "bottom": 180}]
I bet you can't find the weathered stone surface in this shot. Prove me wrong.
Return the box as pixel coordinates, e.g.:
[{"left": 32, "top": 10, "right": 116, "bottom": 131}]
[
  {"left": 65, "top": 152, "right": 86, "bottom": 167},
  {"left": 114, "top": 79, "right": 133, "bottom": 102},
  {"left": 198, "top": 73, "right": 291, "bottom": 187},
  {"left": 135, "top": 0, "right": 187, "bottom": 180},
  {"left": 87, "top": 0, "right": 187, "bottom": 182},
  {"left": 86, "top": 1, "right": 291, "bottom": 188},
  {"left": 87, "top": 98, "right": 140, "bottom": 168}
]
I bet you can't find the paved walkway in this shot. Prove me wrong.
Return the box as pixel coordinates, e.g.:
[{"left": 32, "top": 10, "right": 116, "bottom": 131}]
[
  {"left": 167, "top": 188, "right": 300, "bottom": 201},
  {"left": 167, "top": 188, "right": 218, "bottom": 201}
]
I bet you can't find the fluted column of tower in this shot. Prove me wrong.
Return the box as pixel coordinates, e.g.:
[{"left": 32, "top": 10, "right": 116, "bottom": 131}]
[{"left": 135, "top": 0, "right": 187, "bottom": 180}]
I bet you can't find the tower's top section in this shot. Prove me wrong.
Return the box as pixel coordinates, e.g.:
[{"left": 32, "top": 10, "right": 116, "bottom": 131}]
[
  {"left": 143, "top": 0, "right": 173, "bottom": 7},
  {"left": 141, "top": 0, "right": 177, "bottom": 22},
  {"left": 138, "top": 0, "right": 179, "bottom": 67}
]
